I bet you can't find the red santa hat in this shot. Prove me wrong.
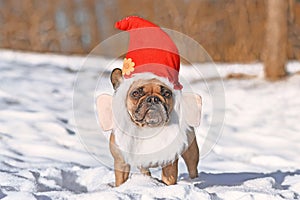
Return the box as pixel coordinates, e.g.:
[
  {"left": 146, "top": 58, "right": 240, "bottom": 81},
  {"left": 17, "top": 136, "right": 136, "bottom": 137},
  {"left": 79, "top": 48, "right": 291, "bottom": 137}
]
[{"left": 115, "top": 16, "right": 182, "bottom": 90}]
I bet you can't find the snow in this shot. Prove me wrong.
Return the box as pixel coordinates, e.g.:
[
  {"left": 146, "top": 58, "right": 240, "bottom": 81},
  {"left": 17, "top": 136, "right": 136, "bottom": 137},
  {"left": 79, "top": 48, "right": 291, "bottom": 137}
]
[{"left": 1, "top": 49, "right": 300, "bottom": 199}]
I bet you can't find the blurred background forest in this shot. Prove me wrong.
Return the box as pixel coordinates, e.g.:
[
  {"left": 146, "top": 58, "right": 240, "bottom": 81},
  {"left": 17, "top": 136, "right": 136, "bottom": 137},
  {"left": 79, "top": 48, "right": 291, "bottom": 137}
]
[{"left": 0, "top": 0, "right": 299, "bottom": 78}]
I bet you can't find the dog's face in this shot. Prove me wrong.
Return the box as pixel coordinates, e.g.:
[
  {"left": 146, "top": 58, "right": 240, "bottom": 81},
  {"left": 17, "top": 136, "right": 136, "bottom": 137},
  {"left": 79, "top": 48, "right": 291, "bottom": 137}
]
[
  {"left": 126, "top": 79, "right": 173, "bottom": 127},
  {"left": 111, "top": 68, "right": 174, "bottom": 127}
]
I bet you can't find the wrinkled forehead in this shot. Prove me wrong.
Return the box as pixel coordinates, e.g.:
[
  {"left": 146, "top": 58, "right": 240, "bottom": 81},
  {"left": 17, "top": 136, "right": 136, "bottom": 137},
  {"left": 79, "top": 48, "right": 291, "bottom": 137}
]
[{"left": 128, "top": 78, "right": 172, "bottom": 92}]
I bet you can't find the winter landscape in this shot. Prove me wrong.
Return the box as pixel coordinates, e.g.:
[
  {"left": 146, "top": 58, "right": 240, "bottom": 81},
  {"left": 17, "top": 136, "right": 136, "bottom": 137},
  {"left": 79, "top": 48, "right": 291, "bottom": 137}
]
[{"left": 0, "top": 50, "right": 300, "bottom": 200}]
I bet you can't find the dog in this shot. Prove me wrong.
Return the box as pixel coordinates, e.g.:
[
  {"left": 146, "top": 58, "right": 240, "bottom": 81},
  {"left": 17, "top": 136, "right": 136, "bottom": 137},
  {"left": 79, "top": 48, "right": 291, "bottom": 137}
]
[
  {"left": 96, "top": 15, "right": 202, "bottom": 187},
  {"left": 96, "top": 68, "right": 202, "bottom": 186}
]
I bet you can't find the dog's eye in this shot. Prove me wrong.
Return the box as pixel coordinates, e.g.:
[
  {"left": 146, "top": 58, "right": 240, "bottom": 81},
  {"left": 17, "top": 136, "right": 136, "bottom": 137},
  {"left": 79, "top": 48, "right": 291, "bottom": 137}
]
[
  {"left": 162, "top": 90, "right": 172, "bottom": 98},
  {"left": 131, "top": 88, "right": 144, "bottom": 98},
  {"left": 131, "top": 91, "right": 139, "bottom": 98}
]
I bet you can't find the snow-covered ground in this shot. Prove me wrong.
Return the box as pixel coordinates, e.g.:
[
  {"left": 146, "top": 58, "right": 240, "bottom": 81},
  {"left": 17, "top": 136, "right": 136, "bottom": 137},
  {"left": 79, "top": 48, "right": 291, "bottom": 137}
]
[{"left": 0, "top": 50, "right": 300, "bottom": 199}]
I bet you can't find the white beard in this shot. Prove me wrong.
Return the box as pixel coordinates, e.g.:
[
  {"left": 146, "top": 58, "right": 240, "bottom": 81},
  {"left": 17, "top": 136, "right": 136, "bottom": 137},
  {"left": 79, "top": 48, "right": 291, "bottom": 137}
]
[{"left": 112, "top": 73, "right": 190, "bottom": 168}]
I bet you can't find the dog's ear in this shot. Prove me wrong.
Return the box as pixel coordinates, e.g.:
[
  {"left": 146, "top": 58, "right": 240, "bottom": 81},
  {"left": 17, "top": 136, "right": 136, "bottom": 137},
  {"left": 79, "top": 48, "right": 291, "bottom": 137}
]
[
  {"left": 182, "top": 93, "right": 202, "bottom": 127},
  {"left": 110, "top": 68, "right": 123, "bottom": 90},
  {"left": 96, "top": 94, "right": 113, "bottom": 131}
]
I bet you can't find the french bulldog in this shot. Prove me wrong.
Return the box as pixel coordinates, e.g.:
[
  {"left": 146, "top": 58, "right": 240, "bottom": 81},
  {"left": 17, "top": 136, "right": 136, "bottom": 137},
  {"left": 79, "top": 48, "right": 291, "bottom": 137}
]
[{"left": 96, "top": 68, "right": 202, "bottom": 186}]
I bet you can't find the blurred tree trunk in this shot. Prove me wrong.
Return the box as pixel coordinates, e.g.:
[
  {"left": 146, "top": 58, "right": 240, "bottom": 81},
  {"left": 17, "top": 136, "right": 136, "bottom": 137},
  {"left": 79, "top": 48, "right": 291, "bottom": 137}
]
[{"left": 263, "top": 0, "right": 288, "bottom": 80}]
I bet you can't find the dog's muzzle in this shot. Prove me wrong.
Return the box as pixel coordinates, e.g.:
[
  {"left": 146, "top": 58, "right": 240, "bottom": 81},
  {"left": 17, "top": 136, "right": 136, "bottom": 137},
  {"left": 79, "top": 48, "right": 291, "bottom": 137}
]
[{"left": 133, "top": 95, "right": 169, "bottom": 127}]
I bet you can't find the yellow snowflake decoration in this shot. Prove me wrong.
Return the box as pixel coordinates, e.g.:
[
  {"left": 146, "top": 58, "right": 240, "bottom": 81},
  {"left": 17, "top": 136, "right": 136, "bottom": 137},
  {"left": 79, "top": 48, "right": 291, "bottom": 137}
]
[{"left": 122, "top": 58, "right": 135, "bottom": 76}]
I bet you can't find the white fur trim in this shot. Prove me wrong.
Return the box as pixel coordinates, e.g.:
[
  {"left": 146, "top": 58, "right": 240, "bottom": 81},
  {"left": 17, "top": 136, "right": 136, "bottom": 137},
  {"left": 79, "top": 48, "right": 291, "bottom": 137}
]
[{"left": 112, "top": 73, "right": 190, "bottom": 168}]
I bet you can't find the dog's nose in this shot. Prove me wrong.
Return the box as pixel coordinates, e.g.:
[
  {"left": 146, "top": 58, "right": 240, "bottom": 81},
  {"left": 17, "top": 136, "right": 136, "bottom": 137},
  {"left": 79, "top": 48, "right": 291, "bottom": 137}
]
[{"left": 146, "top": 96, "right": 161, "bottom": 104}]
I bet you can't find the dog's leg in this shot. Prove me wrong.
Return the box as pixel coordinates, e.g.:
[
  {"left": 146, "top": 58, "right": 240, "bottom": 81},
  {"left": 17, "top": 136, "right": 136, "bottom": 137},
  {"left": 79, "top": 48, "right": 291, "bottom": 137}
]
[
  {"left": 110, "top": 133, "right": 131, "bottom": 186},
  {"left": 161, "top": 159, "right": 178, "bottom": 185},
  {"left": 139, "top": 167, "right": 151, "bottom": 176},
  {"left": 114, "top": 161, "right": 130, "bottom": 187},
  {"left": 182, "top": 130, "right": 199, "bottom": 179}
]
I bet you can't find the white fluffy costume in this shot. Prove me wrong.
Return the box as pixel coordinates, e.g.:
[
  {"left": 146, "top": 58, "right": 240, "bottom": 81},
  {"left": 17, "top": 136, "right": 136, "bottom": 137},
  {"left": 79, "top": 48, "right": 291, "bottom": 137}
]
[{"left": 112, "top": 73, "right": 191, "bottom": 168}]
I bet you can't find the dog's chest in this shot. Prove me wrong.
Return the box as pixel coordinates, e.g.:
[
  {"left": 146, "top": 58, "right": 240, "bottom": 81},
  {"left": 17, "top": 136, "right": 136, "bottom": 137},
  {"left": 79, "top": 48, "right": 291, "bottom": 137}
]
[{"left": 114, "top": 124, "right": 188, "bottom": 168}]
